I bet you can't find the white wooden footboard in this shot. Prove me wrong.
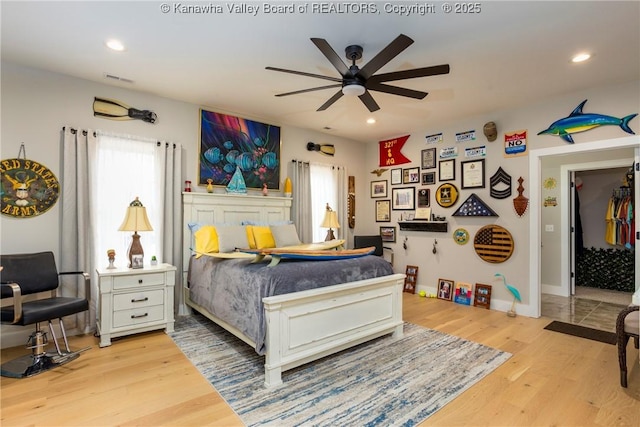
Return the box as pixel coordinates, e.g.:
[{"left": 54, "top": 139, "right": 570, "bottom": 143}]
[{"left": 262, "top": 273, "right": 406, "bottom": 388}]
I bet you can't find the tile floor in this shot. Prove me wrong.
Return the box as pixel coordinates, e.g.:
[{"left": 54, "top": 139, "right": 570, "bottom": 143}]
[{"left": 541, "top": 287, "right": 633, "bottom": 333}]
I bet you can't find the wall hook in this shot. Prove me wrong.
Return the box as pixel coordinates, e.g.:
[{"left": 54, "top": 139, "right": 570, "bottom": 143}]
[
  {"left": 432, "top": 239, "right": 438, "bottom": 254},
  {"left": 403, "top": 236, "right": 408, "bottom": 250}
]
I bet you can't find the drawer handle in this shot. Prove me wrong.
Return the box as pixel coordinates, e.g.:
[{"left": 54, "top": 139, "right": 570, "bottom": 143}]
[
  {"left": 131, "top": 297, "right": 149, "bottom": 303},
  {"left": 131, "top": 313, "right": 148, "bottom": 319}
]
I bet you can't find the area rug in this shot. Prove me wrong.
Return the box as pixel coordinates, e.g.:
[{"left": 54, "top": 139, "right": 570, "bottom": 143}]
[
  {"left": 171, "top": 314, "right": 511, "bottom": 426},
  {"left": 544, "top": 320, "right": 617, "bottom": 345}
]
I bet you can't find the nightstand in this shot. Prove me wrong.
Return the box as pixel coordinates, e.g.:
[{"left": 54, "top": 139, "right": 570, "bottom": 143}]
[{"left": 96, "top": 263, "right": 176, "bottom": 347}]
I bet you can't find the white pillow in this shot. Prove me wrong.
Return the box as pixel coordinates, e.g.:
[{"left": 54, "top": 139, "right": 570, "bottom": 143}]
[
  {"left": 216, "top": 225, "right": 250, "bottom": 253},
  {"left": 270, "top": 223, "right": 302, "bottom": 247}
]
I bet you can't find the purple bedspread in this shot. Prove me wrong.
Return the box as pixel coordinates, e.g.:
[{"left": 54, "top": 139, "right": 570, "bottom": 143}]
[{"left": 187, "top": 255, "right": 394, "bottom": 355}]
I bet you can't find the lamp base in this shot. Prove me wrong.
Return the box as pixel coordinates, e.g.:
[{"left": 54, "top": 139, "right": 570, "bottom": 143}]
[
  {"left": 127, "top": 232, "right": 144, "bottom": 269},
  {"left": 325, "top": 229, "right": 336, "bottom": 241}
]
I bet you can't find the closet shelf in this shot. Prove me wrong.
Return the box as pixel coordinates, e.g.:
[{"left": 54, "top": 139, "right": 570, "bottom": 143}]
[{"left": 398, "top": 221, "right": 448, "bottom": 232}]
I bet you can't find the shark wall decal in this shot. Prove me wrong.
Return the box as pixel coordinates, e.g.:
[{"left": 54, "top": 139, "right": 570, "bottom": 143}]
[{"left": 537, "top": 99, "right": 637, "bottom": 143}]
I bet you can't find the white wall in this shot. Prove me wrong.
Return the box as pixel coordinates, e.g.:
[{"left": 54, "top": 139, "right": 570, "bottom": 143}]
[{"left": 364, "top": 80, "right": 639, "bottom": 314}]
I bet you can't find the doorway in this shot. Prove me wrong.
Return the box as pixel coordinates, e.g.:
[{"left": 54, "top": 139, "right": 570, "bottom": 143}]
[{"left": 529, "top": 136, "right": 639, "bottom": 319}]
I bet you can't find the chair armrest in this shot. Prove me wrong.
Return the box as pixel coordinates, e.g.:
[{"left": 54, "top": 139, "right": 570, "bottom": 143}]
[
  {"left": 616, "top": 305, "right": 640, "bottom": 335},
  {"left": 0, "top": 282, "right": 22, "bottom": 324},
  {"left": 59, "top": 271, "right": 91, "bottom": 302}
]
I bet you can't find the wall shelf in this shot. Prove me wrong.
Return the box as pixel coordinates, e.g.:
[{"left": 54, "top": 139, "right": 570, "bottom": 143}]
[{"left": 398, "top": 221, "right": 448, "bottom": 232}]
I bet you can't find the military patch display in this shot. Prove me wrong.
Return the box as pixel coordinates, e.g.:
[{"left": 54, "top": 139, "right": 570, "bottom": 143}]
[
  {"left": 473, "top": 225, "right": 514, "bottom": 263},
  {"left": 435, "top": 183, "right": 459, "bottom": 208},
  {"left": 1, "top": 158, "right": 60, "bottom": 218}
]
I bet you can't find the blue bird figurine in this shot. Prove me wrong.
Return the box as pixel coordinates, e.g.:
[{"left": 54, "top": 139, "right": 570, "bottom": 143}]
[{"left": 495, "top": 273, "right": 521, "bottom": 317}]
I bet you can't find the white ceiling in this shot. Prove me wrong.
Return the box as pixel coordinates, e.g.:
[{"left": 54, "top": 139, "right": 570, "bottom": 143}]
[{"left": 2, "top": 1, "right": 639, "bottom": 143}]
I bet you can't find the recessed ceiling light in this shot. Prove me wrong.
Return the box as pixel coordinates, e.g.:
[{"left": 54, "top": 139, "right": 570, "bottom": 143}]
[
  {"left": 366, "top": 118, "right": 376, "bottom": 124},
  {"left": 571, "top": 53, "right": 591, "bottom": 63},
  {"left": 105, "top": 39, "right": 125, "bottom": 52}
]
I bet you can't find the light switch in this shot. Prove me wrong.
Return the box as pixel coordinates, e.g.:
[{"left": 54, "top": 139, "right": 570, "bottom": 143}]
[{"left": 545, "top": 224, "right": 554, "bottom": 232}]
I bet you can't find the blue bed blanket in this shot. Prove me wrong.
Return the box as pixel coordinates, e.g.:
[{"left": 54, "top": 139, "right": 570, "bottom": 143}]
[{"left": 187, "top": 255, "right": 394, "bottom": 355}]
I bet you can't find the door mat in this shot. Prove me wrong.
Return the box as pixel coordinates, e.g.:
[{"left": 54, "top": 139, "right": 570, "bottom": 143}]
[{"left": 544, "top": 321, "right": 616, "bottom": 345}]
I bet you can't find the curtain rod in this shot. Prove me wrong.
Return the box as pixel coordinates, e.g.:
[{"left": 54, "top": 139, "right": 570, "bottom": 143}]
[{"left": 62, "top": 126, "right": 176, "bottom": 148}]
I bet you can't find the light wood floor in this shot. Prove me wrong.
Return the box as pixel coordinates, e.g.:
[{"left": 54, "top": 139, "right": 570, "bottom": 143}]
[{"left": 2, "top": 294, "right": 639, "bottom": 426}]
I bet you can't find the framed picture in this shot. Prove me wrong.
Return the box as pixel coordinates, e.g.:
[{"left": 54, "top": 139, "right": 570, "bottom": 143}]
[
  {"left": 437, "top": 278, "right": 454, "bottom": 301},
  {"left": 370, "top": 180, "right": 388, "bottom": 198},
  {"left": 392, "top": 187, "right": 415, "bottom": 210},
  {"left": 390, "top": 168, "right": 403, "bottom": 185},
  {"left": 375, "top": 199, "right": 391, "bottom": 222},
  {"left": 473, "top": 283, "right": 492, "bottom": 309},
  {"left": 417, "top": 188, "right": 430, "bottom": 208},
  {"left": 199, "top": 109, "right": 281, "bottom": 190},
  {"left": 380, "top": 226, "right": 396, "bottom": 242},
  {"left": 422, "top": 171, "right": 436, "bottom": 185},
  {"left": 421, "top": 148, "right": 436, "bottom": 169},
  {"left": 131, "top": 254, "right": 144, "bottom": 269},
  {"left": 438, "top": 159, "right": 456, "bottom": 181},
  {"left": 403, "top": 167, "right": 420, "bottom": 184},
  {"left": 404, "top": 265, "right": 419, "bottom": 294},
  {"left": 453, "top": 282, "right": 473, "bottom": 305},
  {"left": 461, "top": 159, "right": 486, "bottom": 189}
]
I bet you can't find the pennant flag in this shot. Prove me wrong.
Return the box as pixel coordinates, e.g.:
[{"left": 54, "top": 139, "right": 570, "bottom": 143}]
[{"left": 379, "top": 135, "right": 411, "bottom": 167}]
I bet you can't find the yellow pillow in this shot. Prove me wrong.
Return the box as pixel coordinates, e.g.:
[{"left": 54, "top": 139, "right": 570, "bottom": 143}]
[
  {"left": 252, "top": 225, "right": 276, "bottom": 249},
  {"left": 193, "top": 225, "right": 219, "bottom": 258},
  {"left": 245, "top": 225, "right": 257, "bottom": 249}
]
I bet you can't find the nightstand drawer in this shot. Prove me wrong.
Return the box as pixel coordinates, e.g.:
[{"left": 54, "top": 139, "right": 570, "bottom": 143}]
[
  {"left": 113, "top": 272, "right": 165, "bottom": 290},
  {"left": 113, "top": 289, "right": 164, "bottom": 311},
  {"left": 113, "top": 304, "right": 165, "bottom": 328}
]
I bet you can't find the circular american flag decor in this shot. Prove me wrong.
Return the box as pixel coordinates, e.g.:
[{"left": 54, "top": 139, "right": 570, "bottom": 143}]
[{"left": 473, "top": 225, "right": 514, "bottom": 263}]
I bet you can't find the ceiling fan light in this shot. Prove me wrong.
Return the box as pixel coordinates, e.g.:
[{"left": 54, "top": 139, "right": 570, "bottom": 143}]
[{"left": 342, "top": 84, "right": 365, "bottom": 97}]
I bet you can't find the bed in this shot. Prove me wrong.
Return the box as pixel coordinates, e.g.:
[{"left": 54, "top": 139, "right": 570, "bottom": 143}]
[{"left": 182, "top": 192, "right": 405, "bottom": 387}]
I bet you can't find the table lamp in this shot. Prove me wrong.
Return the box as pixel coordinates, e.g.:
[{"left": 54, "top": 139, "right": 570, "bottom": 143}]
[
  {"left": 321, "top": 203, "right": 340, "bottom": 241},
  {"left": 118, "top": 197, "right": 153, "bottom": 268}
]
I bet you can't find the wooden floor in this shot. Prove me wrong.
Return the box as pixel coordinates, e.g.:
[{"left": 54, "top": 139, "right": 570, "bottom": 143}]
[{"left": 2, "top": 294, "right": 639, "bottom": 426}]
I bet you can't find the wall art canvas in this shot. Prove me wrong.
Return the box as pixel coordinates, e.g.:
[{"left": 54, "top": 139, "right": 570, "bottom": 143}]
[{"left": 199, "top": 109, "right": 281, "bottom": 190}]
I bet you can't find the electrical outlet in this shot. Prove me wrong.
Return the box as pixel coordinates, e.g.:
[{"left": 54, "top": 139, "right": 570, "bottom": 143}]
[{"left": 545, "top": 224, "right": 554, "bottom": 232}]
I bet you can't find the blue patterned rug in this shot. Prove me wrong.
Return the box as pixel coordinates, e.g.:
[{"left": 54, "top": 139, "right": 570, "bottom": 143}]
[{"left": 171, "top": 314, "right": 511, "bottom": 426}]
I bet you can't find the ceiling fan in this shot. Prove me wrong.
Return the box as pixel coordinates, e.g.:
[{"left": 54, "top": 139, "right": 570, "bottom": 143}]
[{"left": 266, "top": 34, "right": 450, "bottom": 112}]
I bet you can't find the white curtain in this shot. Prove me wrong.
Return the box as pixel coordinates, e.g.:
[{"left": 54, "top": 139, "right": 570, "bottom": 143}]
[
  {"left": 309, "top": 163, "right": 346, "bottom": 242},
  {"left": 290, "top": 160, "right": 313, "bottom": 243},
  {"left": 60, "top": 127, "right": 96, "bottom": 333},
  {"left": 60, "top": 128, "right": 183, "bottom": 332}
]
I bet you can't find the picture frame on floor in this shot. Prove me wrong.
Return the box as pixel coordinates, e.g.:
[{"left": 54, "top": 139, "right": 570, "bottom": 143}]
[
  {"left": 437, "top": 278, "right": 454, "bottom": 301},
  {"left": 474, "top": 283, "right": 492, "bottom": 309}
]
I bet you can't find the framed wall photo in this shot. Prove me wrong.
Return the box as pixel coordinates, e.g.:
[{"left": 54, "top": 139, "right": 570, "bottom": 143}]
[
  {"left": 403, "top": 167, "right": 420, "bottom": 184},
  {"left": 375, "top": 199, "right": 391, "bottom": 222},
  {"left": 437, "top": 278, "right": 454, "bottom": 301},
  {"left": 473, "top": 283, "right": 492, "bottom": 309},
  {"left": 199, "top": 109, "right": 281, "bottom": 189},
  {"left": 391, "top": 168, "right": 403, "bottom": 185},
  {"left": 370, "top": 180, "right": 388, "bottom": 198},
  {"left": 422, "top": 171, "right": 436, "bottom": 185},
  {"left": 438, "top": 159, "right": 456, "bottom": 181},
  {"left": 421, "top": 148, "right": 436, "bottom": 169},
  {"left": 392, "top": 187, "right": 415, "bottom": 210},
  {"left": 380, "top": 226, "right": 396, "bottom": 242},
  {"left": 461, "top": 159, "right": 486, "bottom": 189}
]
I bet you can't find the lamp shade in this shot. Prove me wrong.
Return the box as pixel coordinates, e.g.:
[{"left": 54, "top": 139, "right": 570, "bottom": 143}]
[
  {"left": 321, "top": 210, "right": 340, "bottom": 229},
  {"left": 342, "top": 84, "right": 365, "bottom": 97},
  {"left": 118, "top": 197, "right": 153, "bottom": 232}
]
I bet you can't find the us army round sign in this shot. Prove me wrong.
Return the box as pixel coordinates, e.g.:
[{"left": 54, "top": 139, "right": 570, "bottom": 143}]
[{"left": 1, "top": 158, "right": 60, "bottom": 218}]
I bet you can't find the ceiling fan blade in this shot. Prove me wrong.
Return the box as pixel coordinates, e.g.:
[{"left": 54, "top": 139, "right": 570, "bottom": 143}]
[
  {"left": 366, "top": 82, "right": 428, "bottom": 99},
  {"left": 359, "top": 91, "right": 380, "bottom": 112},
  {"left": 317, "top": 90, "right": 344, "bottom": 111},
  {"left": 310, "top": 38, "right": 350, "bottom": 77},
  {"left": 275, "top": 84, "right": 342, "bottom": 97},
  {"left": 266, "top": 66, "right": 342, "bottom": 83},
  {"left": 368, "top": 64, "right": 450, "bottom": 83},
  {"left": 356, "top": 34, "right": 414, "bottom": 80}
]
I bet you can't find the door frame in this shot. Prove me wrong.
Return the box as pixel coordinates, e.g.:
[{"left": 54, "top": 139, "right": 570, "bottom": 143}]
[{"left": 529, "top": 136, "right": 639, "bottom": 317}]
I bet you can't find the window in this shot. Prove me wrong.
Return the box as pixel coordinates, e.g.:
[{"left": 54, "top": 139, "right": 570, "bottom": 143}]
[
  {"left": 310, "top": 163, "right": 339, "bottom": 242},
  {"left": 92, "top": 133, "right": 161, "bottom": 267}
]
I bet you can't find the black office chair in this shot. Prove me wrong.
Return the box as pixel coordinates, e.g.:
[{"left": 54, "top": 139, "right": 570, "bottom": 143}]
[
  {"left": 354, "top": 235, "right": 394, "bottom": 265},
  {"left": 1, "top": 252, "right": 90, "bottom": 378}
]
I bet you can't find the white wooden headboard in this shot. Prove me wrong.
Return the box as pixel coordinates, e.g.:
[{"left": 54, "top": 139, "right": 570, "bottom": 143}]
[{"left": 182, "top": 192, "right": 292, "bottom": 276}]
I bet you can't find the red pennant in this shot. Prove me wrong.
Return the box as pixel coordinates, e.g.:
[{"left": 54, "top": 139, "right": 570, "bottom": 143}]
[{"left": 379, "top": 135, "right": 411, "bottom": 167}]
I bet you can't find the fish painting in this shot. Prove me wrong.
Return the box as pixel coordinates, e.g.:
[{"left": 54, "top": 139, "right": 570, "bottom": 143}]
[{"left": 537, "top": 100, "right": 637, "bottom": 143}]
